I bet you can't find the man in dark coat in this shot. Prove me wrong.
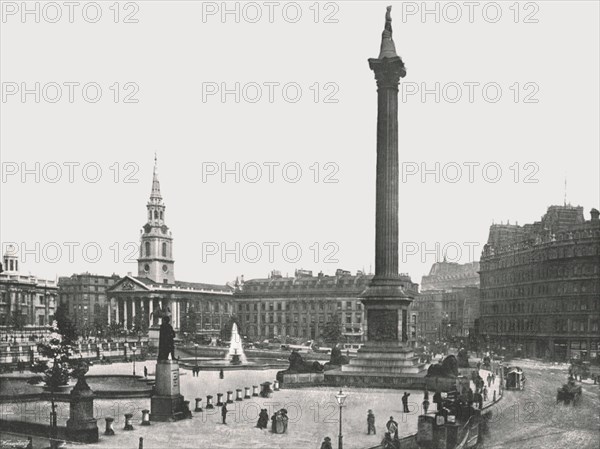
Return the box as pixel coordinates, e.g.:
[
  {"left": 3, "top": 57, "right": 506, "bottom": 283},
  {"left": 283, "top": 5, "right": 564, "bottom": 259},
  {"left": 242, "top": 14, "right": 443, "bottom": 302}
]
[
  {"left": 221, "top": 403, "right": 228, "bottom": 424},
  {"left": 386, "top": 416, "right": 398, "bottom": 439},
  {"left": 402, "top": 392, "right": 411, "bottom": 413},
  {"left": 143, "top": 366, "right": 148, "bottom": 378},
  {"left": 433, "top": 390, "right": 443, "bottom": 411},
  {"left": 467, "top": 387, "right": 474, "bottom": 407},
  {"left": 367, "top": 410, "right": 376, "bottom": 435},
  {"left": 320, "top": 437, "right": 333, "bottom": 449}
]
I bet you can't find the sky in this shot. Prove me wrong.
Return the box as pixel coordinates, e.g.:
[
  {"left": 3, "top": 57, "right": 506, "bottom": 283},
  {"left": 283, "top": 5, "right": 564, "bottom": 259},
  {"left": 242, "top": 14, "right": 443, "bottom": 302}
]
[{"left": 1, "top": 1, "right": 599, "bottom": 286}]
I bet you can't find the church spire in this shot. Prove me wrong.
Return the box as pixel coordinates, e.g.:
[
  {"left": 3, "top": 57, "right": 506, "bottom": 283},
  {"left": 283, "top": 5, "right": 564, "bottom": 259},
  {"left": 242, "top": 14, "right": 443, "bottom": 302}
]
[{"left": 150, "top": 153, "right": 162, "bottom": 202}]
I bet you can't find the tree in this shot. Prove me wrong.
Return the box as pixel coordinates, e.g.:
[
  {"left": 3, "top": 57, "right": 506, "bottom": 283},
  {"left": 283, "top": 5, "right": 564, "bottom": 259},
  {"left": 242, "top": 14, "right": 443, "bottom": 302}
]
[
  {"left": 30, "top": 321, "right": 77, "bottom": 449},
  {"left": 54, "top": 302, "right": 77, "bottom": 345},
  {"left": 220, "top": 316, "right": 240, "bottom": 342},
  {"left": 92, "top": 304, "right": 108, "bottom": 337},
  {"left": 132, "top": 314, "right": 149, "bottom": 341},
  {"left": 7, "top": 309, "right": 26, "bottom": 331},
  {"left": 321, "top": 317, "right": 343, "bottom": 345},
  {"left": 180, "top": 305, "right": 198, "bottom": 341}
]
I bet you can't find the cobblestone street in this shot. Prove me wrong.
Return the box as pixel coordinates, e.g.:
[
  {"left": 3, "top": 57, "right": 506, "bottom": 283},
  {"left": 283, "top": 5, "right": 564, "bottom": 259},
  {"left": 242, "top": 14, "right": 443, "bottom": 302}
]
[{"left": 481, "top": 359, "right": 599, "bottom": 449}]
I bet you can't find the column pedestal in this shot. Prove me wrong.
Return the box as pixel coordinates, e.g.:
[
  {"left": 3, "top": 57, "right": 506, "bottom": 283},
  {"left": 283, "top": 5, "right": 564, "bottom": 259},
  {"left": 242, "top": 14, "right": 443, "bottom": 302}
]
[{"left": 150, "top": 360, "right": 188, "bottom": 422}]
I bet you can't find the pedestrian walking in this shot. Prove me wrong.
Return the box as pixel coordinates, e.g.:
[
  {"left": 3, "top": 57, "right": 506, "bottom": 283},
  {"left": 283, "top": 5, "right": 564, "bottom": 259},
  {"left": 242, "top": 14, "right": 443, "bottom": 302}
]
[
  {"left": 482, "top": 386, "right": 488, "bottom": 402},
  {"left": 219, "top": 369, "right": 224, "bottom": 379},
  {"left": 402, "top": 392, "right": 410, "bottom": 413},
  {"left": 320, "top": 437, "right": 333, "bottom": 449},
  {"left": 221, "top": 403, "right": 228, "bottom": 424},
  {"left": 143, "top": 366, "right": 148, "bottom": 378},
  {"left": 367, "top": 410, "right": 376, "bottom": 435}
]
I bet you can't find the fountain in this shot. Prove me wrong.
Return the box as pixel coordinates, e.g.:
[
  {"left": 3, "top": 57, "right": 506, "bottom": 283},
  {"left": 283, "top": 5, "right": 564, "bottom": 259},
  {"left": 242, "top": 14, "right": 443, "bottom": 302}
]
[{"left": 225, "top": 323, "right": 247, "bottom": 365}]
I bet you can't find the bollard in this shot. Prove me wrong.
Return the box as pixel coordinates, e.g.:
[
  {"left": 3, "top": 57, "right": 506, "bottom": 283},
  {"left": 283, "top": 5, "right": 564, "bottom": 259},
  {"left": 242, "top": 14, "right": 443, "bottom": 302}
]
[
  {"left": 139, "top": 437, "right": 143, "bottom": 449},
  {"left": 141, "top": 409, "right": 151, "bottom": 426},
  {"left": 493, "top": 391, "right": 496, "bottom": 402},
  {"left": 124, "top": 413, "right": 134, "bottom": 430},
  {"left": 195, "top": 398, "right": 203, "bottom": 412},
  {"left": 104, "top": 417, "right": 115, "bottom": 435},
  {"left": 226, "top": 391, "right": 234, "bottom": 404},
  {"left": 206, "top": 395, "right": 214, "bottom": 409},
  {"left": 216, "top": 393, "right": 224, "bottom": 406},
  {"left": 252, "top": 385, "right": 259, "bottom": 397},
  {"left": 244, "top": 387, "right": 251, "bottom": 399},
  {"left": 236, "top": 389, "right": 243, "bottom": 401},
  {"left": 183, "top": 400, "right": 192, "bottom": 419},
  {"left": 273, "top": 380, "right": 280, "bottom": 391},
  {"left": 26, "top": 436, "right": 33, "bottom": 449}
]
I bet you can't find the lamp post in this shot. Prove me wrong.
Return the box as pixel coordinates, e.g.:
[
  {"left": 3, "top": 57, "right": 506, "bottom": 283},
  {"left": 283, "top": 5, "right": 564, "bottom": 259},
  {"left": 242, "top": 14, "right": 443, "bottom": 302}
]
[
  {"left": 335, "top": 389, "right": 347, "bottom": 449},
  {"left": 131, "top": 344, "right": 137, "bottom": 376},
  {"left": 194, "top": 343, "right": 199, "bottom": 367}
]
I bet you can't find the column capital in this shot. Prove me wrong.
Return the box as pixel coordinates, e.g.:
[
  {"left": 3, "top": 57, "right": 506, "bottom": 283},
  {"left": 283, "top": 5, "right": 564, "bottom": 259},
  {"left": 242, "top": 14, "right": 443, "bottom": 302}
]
[{"left": 368, "top": 56, "right": 406, "bottom": 89}]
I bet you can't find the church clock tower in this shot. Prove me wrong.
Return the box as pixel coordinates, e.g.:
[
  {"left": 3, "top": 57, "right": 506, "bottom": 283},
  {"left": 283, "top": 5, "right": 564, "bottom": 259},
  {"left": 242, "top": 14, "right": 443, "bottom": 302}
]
[{"left": 138, "top": 156, "right": 175, "bottom": 284}]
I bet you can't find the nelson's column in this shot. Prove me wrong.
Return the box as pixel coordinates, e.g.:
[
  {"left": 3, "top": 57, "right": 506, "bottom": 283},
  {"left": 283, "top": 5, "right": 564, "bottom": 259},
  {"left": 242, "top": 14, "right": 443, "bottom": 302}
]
[{"left": 326, "top": 6, "right": 426, "bottom": 387}]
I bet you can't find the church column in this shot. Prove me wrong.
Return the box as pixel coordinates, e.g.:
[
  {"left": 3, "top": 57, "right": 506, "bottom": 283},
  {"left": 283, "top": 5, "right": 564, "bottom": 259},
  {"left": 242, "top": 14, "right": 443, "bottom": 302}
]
[
  {"left": 132, "top": 298, "right": 136, "bottom": 323},
  {"left": 116, "top": 299, "right": 120, "bottom": 325},
  {"left": 123, "top": 299, "right": 128, "bottom": 330},
  {"left": 148, "top": 298, "right": 153, "bottom": 327},
  {"left": 107, "top": 298, "right": 111, "bottom": 324}
]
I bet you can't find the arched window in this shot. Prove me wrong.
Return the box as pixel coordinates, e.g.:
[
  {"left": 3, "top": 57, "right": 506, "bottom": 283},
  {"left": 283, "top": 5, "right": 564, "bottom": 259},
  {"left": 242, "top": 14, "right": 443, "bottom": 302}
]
[
  {"left": 148, "top": 210, "right": 152, "bottom": 220},
  {"left": 160, "top": 211, "right": 163, "bottom": 220},
  {"left": 154, "top": 211, "right": 158, "bottom": 219},
  {"left": 162, "top": 242, "right": 167, "bottom": 257},
  {"left": 145, "top": 242, "right": 151, "bottom": 256}
]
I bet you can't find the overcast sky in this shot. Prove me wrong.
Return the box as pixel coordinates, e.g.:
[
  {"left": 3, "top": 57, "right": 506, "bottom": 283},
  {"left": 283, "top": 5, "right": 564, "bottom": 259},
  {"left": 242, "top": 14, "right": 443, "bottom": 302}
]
[{"left": 1, "top": 1, "right": 599, "bottom": 286}]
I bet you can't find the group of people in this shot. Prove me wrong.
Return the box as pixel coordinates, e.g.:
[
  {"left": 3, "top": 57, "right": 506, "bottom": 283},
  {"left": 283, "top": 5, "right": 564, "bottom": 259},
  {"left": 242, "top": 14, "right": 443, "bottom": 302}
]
[{"left": 253, "top": 408, "right": 288, "bottom": 434}]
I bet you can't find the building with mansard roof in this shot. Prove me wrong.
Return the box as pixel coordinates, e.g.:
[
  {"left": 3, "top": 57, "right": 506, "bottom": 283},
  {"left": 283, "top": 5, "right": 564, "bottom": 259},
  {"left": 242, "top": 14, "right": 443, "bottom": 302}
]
[
  {"left": 106, "top": 158, "right": 234, "bottom": 338},
  {"left": 479, "top": 205, "right": 600, "bottom": 361}
]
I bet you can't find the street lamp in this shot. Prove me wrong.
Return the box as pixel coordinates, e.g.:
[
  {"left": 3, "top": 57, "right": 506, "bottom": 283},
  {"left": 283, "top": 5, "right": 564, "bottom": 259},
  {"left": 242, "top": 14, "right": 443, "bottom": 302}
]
[
  {"left": 194, "top": 343, "right": 199, "bottom": 367},
  {"left": 131, "top": 344, "right": 137, "bottom": 376},
  {"left": 335, "top": 389, "right": 347, "bottom": 449}
]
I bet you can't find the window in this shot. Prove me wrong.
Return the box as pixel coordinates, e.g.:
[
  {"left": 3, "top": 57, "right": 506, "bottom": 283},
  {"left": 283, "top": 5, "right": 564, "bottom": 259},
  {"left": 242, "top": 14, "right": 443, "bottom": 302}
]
[
  {"left": 162, "top": 242, "right": 167, "bottom": 257},
  {"left": 145, "top": 242, "right": 151, "bottom": 256}
]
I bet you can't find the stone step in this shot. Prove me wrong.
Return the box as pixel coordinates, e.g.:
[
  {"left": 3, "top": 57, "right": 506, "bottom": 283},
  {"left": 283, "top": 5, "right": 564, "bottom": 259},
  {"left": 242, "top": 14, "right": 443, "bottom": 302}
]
[
  {"left": 341, "top": 364, "right": 426, "bottom": 375},
  {"left": 347, "top": 358, "right": 424, "bottom": 368}
]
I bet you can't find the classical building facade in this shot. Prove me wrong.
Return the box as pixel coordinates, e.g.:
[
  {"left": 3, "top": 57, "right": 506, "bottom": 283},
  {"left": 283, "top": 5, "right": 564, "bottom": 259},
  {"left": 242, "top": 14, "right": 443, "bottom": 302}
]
[
  {"left": 107, "top": 158, "right": 234, "bottom": 336},
  {"left": 233, "top": 269, "right": 419, "bottom": 344},
  {"left": 479, "top": 205, "right": 600, "bottom": 361},
  {"left": 0, "top": 246, "right": 58, "bottom": 331},
  {"left": 58, "top": 273, "right": 120, "bottom": 327},
  {"left": 413, "top": 261, "right": 480, "bottom": 342}
]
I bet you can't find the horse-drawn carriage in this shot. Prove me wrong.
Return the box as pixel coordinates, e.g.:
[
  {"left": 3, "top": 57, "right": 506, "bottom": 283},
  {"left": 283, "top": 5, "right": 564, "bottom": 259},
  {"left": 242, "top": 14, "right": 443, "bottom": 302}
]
[
  {"left": 556, "top": 380, "right": 582, "bottom": 405},
  {"left": 505, "top": 366, "right": 526, "bottom": 390}
]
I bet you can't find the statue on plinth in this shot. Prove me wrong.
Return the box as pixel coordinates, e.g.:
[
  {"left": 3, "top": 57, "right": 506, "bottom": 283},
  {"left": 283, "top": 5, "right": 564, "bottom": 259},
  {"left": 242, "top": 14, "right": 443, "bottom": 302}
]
[{"left": 157, "top": 315, "right": 176, "bottom": 361}]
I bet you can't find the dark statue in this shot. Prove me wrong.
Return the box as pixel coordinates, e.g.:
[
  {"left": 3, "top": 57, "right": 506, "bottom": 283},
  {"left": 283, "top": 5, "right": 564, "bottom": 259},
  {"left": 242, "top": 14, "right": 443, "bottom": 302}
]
[
  {"left": 457, "top": 348, "right": 470, "bottom": 368},
  {"left": 157, "top": 315, "right": 176, "bottom": 361},
  {"left": 329, "top": 346, "right": 349, "bottom": 366},
  {"left": 276, "top": 350, "right": 324, "bottom": 383},
  {"left": 426, "top": 355, "right": 459, "bottom": 378},
  {"left": 71, "top": 360, "right": 91, "bottom": 393}
]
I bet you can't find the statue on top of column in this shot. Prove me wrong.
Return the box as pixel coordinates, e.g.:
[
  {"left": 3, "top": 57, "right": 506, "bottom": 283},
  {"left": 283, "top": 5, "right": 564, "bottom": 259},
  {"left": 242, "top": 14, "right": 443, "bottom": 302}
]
[{"left": 157, "top": 315, "right": 176, "bottom": 361}]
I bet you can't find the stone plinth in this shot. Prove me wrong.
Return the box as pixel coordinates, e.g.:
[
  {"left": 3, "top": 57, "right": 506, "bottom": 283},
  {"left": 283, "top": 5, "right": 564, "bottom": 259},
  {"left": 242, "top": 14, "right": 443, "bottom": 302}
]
[
  {"left": 66, "top": 383, "right": 99, "bottom": 443},
  {"left": 150, "top": 360, "right": 187, "bottom": 422}
]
